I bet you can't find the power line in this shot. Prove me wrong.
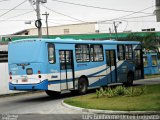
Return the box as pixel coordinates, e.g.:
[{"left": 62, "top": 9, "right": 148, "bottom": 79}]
[
  {"left": 42, "top": 4, "right": 85, "bottom": 22},
  {"left": 0, "top": 9, "right": 32, "bottom": 11},
  {"left": 51, "top": 0, "right": 152, "bottom": 14},
  {"left": 117, "top": 6, "right": 154, "bottom": 20},
  {"left": 100, "top": 6, "right": 154, "bottom": 23},
  {"left": 0, "top": 19, "right": 34, "bottom": 21},
  {"left": 0, "top": 10, "right": 34, "bottom": 23},
  {"left": 28, "top": 0, "right": 36, "bottom": 12},
  {"left": 0, "top": 0, "right": 10, "bottom": 2},
  {"left": 120, "top": 20, "right": 157, "bottom": 23},
  {"left": 0, "top": 0, "right": 27, "bottom": 18},
  {"left": 121, "top": 14, "right": 155, "bottom": 20}
]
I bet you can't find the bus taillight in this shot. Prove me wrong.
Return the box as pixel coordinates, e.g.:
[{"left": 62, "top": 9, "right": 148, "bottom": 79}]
[
  {"left": 38, "top": 70, "right": 41, "bottom": 74},
  {"left": 9, "top": 72, "right": 12, "bottom": 80},
  {"left": 38, "top": 70, "right": 41, "bottom": 78}
]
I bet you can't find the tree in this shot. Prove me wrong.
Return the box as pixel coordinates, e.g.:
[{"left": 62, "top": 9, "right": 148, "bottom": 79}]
[{"left": 127, "top": 32, "right": 160, "bottom": 53}]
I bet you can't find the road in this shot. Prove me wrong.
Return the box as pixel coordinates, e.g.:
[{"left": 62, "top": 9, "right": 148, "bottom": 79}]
[
  {"left": 0, "top": 91, "right": 85, "bottom": 120},
  {"left": 0, "top": 77, "right": 159, "bottom": 120},
  {"left": 133, "top": 77, "right": 160, "bottom": 85},
  {"left": 0, "top": 92, "right": 84, "bottom": 114}
]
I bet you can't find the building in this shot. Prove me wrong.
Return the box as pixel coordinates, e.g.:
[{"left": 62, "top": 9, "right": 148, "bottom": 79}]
[{"left": 13, "top": 22, "right": 98, "bottom": 36}]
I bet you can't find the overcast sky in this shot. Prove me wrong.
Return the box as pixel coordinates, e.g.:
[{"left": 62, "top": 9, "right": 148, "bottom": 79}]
[{"left": 0, "top": 0, "right": 158, "bottom": 35}]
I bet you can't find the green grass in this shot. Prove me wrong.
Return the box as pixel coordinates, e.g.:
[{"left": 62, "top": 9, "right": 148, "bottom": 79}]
[{"left": 64, "top": 84, "right": 160, "bottom": 111}]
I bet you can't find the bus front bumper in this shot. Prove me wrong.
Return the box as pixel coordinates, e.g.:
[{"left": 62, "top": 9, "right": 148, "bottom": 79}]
[{"left": 9, "top": 80, "right": 48, "bottom": 91}]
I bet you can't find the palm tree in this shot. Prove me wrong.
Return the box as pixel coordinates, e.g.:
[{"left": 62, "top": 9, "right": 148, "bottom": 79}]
[
  {"left": 142, "top": 33, "right": 159, "bottom": 53},
  {"left": 126, "top": 32, "right": 160, "bottom": 53}
]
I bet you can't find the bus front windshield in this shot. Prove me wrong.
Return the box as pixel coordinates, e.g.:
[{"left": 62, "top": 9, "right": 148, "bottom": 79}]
[{"left": 8, "top": 41, "right": 45, "bottom": 64}]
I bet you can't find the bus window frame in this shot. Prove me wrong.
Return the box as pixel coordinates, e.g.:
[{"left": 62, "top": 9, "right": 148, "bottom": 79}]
[
  {"left": 151, "top": 55, "right": 158, "bottom": 66},
  {"left": 48, "top": 43, "right": 56, "bottom": 64},
  {"left": 125, "top": 44, "right": 133, "bottom": 60},
  {"left": 75, "top": 44, "right": 90, "bottom": 63},
  {"left": 143, "top": 55, "right": 148, "bottom": 67},
  {"left": 117, "top": 44, "right": 125, "bottom": 60},
  {"left": 90, "top": 44, "right": 104, "bottom": 62}
]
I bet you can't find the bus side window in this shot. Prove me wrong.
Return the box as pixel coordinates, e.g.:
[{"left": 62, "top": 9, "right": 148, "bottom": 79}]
[
  {"left": 90, "top": 45, "right": 104, "bottom": 62},
  {"left": 48, "top": 43, "right": 55, "bottom": 64},
  {"left": 143, "top": 56, "right": 148, "bottom": 67},
  {"left": 117, "top": 45, "right": 124, "bottom": 60},
  {"left": 75, "top": 44, "right": 90, "bottom": 62},
  {"left": 125, "top": 45, "right": 133, "bottom": 60},
  {"left": 152, "top": 55, "right": 158, "bottom": 66}
]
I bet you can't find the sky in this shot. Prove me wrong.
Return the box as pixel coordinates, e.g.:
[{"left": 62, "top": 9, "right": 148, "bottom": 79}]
[{"left": 0, "top": 0, "right": 158, "bottom": 35}]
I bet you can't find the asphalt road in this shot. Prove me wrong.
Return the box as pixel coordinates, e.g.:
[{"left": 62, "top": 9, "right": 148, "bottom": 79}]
[
  {"left": 133, "top": 77, "right": 160, "bottom": 85},
  {"left": 0, "top": 77, "right": 159, "bottom": 120},
  {"left": 0, "top": 91, "right": 85, "bottom": 120}
]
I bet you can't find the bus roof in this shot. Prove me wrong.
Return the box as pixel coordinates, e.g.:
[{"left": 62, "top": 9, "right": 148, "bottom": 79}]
[{"left": 10, "top": 38, "right": 141, "bottom": 45}]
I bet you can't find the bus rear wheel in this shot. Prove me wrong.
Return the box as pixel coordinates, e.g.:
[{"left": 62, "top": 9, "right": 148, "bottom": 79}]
[
  {"left": 78, "top": 77, "right": 88, "bottom": 94},
  {"left": 45, "top": 90, "right": 60, "bottom": 97}
]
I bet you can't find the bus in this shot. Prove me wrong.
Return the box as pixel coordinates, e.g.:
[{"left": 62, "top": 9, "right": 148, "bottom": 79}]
[
  {"left": 8, "top": 38, "right": 144, "bottom": 96},
  {"left": 143, "top": 52, "right": 160, "bottom": 75}
]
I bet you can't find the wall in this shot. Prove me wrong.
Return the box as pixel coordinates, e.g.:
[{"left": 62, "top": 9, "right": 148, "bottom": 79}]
[
  {"left": 27, "top": 23, "right": 96, "bottom": 35},
  {"left": 0, "top": 63, "right": 23, "bottom": 95}
]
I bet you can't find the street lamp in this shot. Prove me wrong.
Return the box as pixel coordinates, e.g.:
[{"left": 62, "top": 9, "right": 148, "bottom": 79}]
[{"left": 113, "top": 21, "right": 122, "bottom": 40}]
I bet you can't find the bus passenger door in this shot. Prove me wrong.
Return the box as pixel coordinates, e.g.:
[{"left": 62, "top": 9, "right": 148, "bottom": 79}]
[
  {"left": 59, "top": 50, "right": 74, "bottom": 90},
  {"left": 106, "top": 50, "right": 117, "bottom": 83}
]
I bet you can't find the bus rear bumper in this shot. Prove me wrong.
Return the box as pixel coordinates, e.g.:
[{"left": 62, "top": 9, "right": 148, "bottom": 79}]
[{"left": 9, "top": 80, "right": 48, "bottom": 91}]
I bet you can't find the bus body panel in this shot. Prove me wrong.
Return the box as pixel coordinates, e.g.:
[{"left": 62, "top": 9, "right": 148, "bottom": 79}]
[
  {"left": 8, "top": 38, "right": 143, "bottom": 92},
  {"left": 143, "top": 53, "right": 160, "bottom": 75}
]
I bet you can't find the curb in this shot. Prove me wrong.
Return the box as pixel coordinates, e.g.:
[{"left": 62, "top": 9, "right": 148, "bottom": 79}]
[{"left": 61, "top": 100, "right": 160, "bottom": 114}]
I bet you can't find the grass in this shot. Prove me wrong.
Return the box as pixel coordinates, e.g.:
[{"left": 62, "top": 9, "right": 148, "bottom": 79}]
[{"left": 64, "top": 84, "right": 160, "bottom": 111}]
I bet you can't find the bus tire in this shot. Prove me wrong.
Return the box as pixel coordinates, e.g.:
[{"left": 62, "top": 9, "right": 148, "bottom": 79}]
[
  {"left": 126, "top": 72, "right": 134, "bottom": 86},
  {"left": 78, "top": 77, "right": 88, "bottom": 94},
  {"left": 45, "top": 90, "right": 60, "bottom": 97}
]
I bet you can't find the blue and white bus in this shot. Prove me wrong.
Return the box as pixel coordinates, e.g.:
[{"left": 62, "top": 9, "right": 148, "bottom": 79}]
[
  {"left": 8, "top": 38, "right": 144, "bottom": 96},
  {"left": 143, "top": 53, "right": 160, "bottom": 75}
]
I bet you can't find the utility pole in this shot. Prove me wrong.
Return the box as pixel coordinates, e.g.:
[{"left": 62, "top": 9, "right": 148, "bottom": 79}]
[
  {"left": 155, "top": 0, "right": 160, "bottom": 22},
  {"left": 29, "top": 0, "right": 47, "bottom": 38},
  {"left": 113, "top": 21, "right": 122, "bottom": 40},
  {"left": 36, "top": 0, "right": 42, "bottom": 38},
  {"left": 113, "top": 22, "right": 118, "bottom": 40},
  {"left": 109, "top": 27, "right": 112, "bottom": 40},
  {"left": 42, "top": 12, "right": 49, "bottom": 38}
]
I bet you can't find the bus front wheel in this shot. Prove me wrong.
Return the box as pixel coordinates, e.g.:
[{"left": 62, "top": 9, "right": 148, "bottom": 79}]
[{"left": 78, "top": 77, "right": 88, "bottom": 94}]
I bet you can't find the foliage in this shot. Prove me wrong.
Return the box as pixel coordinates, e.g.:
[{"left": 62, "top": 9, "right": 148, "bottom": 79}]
[
  {"left": 96, "top": 86, "right": 145, "bottom": 98},
  {"left": 125, "top": 86, "right": 146, "bottom": 97},
  {"left": 64, "top": 84, "right": 160, "bottom": 111},
  {"left": 96, "top": 87, "right": 106, "bottom": 98},
  {"left": 106, "top": 87, "right": 115, "bottom": 98},
  {"left": 114, "top": 86, "right": 127, "bottom": 96},
  {"left": 126, "top": 32, "right": 160, "bottom": 53}
]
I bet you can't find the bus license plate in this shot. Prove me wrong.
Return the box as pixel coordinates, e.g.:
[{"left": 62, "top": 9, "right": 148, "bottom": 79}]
[{"left": 22, "top": 78, "right": 28, "bottom": 82}]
